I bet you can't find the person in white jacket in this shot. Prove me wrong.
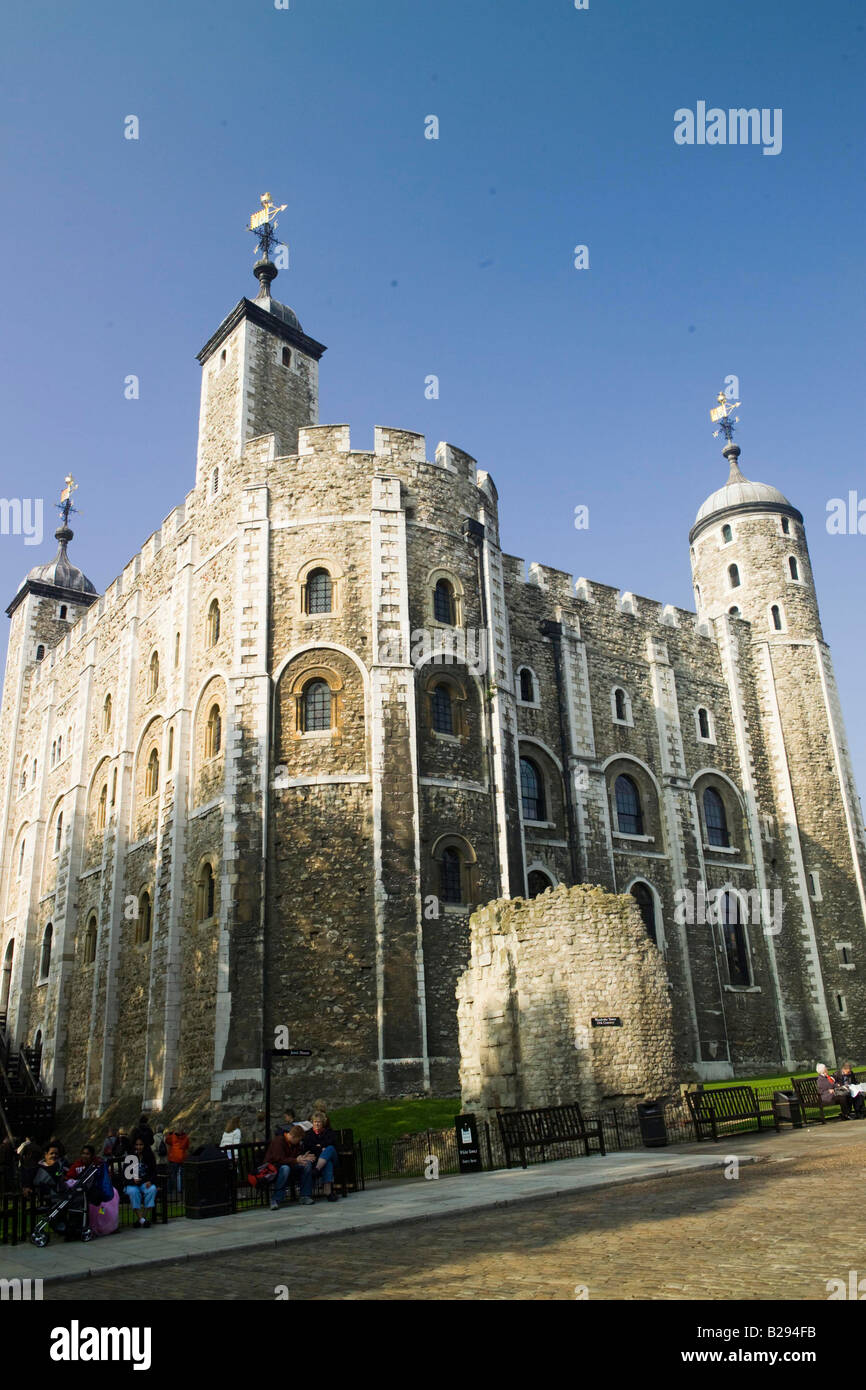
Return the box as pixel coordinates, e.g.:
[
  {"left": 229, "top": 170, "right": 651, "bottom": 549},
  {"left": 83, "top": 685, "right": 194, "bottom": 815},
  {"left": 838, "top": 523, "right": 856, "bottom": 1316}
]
[{"left": 219, "top": 1117, "right": 242, "bottom": 1158}]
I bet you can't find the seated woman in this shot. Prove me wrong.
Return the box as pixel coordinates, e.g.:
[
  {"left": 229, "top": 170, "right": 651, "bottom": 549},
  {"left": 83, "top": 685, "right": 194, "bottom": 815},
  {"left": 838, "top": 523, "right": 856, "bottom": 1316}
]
[
  {"left": 33, "top": 1144, "right": 71, "bottom": 1232},
  {"left": 123, "top": 1136, "right": 158, "bottom": 1227},
  {"left": 298, "top": 1111, "right": 340, "bottom": 1205},
  {"left": 817, "top": 1064, "right": 855, "bottom": 1119},
  {"left": 67, "top": 1144, "right": 120, "bottom": 1236}
]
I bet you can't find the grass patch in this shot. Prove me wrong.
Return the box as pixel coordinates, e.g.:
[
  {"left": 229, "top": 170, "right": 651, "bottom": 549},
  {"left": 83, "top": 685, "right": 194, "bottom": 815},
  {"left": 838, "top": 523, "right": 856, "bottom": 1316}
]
[
  {"left": 705, "top": 1066, "right": 863, "bottom": 1094},
  {"left": 329, "top": 1097, "right": 460, "bottom": 1144}
]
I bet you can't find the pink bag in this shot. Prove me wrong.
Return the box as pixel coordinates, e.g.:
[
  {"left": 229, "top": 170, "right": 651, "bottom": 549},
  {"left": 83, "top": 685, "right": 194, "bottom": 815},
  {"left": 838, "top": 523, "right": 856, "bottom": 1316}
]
[{"left": 88, "top": 1186, "right": 120, "bottom": 1235}]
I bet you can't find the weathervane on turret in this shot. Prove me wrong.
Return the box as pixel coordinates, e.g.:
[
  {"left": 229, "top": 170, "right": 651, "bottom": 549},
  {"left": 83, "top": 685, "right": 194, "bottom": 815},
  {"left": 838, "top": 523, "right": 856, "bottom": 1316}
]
[
  {"left": 247, "top": 192, "right": 287, "bottom": 298},
  {"left": 710, "top": 390, "right": 741, "bottom": 443},
  {"left": 55, "top": 475, "right": 79, "bottom": 529}
]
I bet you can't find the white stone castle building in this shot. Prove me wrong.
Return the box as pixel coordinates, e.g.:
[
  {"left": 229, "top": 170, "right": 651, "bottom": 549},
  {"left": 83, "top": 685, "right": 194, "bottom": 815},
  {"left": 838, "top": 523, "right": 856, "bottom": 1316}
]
[{"left": 2, "top": 248, "right": 865, "bottom": 1125}]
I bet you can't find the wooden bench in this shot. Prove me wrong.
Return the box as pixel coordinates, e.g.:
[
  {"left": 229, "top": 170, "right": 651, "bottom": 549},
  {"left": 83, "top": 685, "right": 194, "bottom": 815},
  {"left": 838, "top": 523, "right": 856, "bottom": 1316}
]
[
  {"left": 497, "top": 1103, "right": 605, "bottom": 1170},
  {"left": 792, "top": 1072, "right": 862, "bottom": 1124},
  {"left": 685, "top": 1085, "right": 778, "bottom": 1142}
]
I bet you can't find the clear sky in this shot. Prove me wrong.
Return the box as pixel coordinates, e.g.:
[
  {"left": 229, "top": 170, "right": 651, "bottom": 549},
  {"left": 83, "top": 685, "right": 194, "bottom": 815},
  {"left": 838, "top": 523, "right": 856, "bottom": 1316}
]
[{"left": 1, "top": 0, "right": 864, "bottom": 786}]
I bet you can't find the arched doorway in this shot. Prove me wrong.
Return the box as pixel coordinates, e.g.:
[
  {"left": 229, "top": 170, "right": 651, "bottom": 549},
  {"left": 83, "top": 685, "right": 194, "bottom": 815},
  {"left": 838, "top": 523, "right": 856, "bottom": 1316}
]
[{"left": 630, "top": 881, "right": 659, "bottom": 947}]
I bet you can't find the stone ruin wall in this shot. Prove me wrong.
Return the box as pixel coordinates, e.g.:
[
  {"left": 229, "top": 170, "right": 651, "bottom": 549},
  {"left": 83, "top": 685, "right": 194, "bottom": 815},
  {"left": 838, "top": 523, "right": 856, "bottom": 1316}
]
[{"left": 457, "top": 882, "right": 680, "bottom": 1118}]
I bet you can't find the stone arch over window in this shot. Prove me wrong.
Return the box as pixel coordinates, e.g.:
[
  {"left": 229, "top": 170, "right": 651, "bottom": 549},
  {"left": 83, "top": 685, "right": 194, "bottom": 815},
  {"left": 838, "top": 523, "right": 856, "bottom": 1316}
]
[
  {"left": 145, "top": 748, "right": 159, "bottom": 799},
  {"left": 517, "top": 739, "right": 565, "bottom": 833},
  {"left": 35, "top": 644, "right": 45, "bottom": 662},
  {"left": 39, "top": 923, "right": 52, "bottom": 982},
  {"left": 14, "top": 825, "right": 29, "bottom": 882},
  {"left": 284, "top": 665, "right": 342, "bottom": 737},
  {"left": 517, "top": 666, "right": 539, "bottom": 705},
  {"left": 604, "top": 757, "right": 662, "bottom": 844},
  {"left": 419, "top": 667, "right": 469, "bottom": 738},
  {"left": 787, "top": 555, "right": 799, "bottom": 582},
  {"left": 627, "top": 878, "right": 664, "bottom": 950},
  {"left": 206, "top": 597, "right": 221, "bottom": 648},
  {"left": 147, "top": 649, "right": 160, "bottom": 699},
  {"left": 611, "top": 685, "right": 633, "bottom": 725},
  {"left": 191, "top": 677, "right": 227, "bottom": 803},
  {"left": 728, "top": 563, "right": 741, "bottom": 589},
  {"left": 695, "top": 706, "right": 715, "bottom": 743},
  {"left": 717, "top": 888, "right": 752, "bottom": 987},
  {"left": 526, "top": 865, "right": 556, "bottom": 898},
  {"left": 721, "top": 523, "right": 734, "bottom": 544},
  {"left": 83, "top": 913, "right": 98, "bottom": 966},
  {"left": 769, "top": 602, "right": 785, "bottom": 632},
  {"left": 297, "top": 558, "right": 344, "bottom": 618},
  {"left": 692, "top": 771, "right": 747, "bottom": 859},
  {"left": 431, "top": 834, "right": 478, "bottom": 908},
  {"left": 136, "top": 889, "right": 153, "bottom": 946},
  {"left": 274, "top": 646, "right": 367, "bottom": 776},
  {"left": 728, "top": 606, "right": 740, "bottom": 617},
  {"left": 103, "top": 693, "right": 112, "bottom": 734},
  {"left": 195, "top": 859, "right": 217, "bottom": 923},
  {"left": 426, "top": 568, "right": 464, "bottom": 628}
]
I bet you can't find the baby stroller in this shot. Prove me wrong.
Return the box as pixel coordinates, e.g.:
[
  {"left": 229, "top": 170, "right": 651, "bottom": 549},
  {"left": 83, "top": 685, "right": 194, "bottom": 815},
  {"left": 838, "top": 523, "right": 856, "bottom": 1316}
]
[{"left": 29, "top": 1162, "right": 99, "bottom": 1247}]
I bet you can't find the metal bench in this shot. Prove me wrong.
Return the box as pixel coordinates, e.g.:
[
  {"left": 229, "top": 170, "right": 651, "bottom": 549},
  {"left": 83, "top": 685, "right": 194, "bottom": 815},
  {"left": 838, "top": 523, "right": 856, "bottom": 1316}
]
[
  {"left": 792, "top": 1072, "right": 862, "bottom": 1124},
  {"left": 685, "top": 1084, "right": 777, "bottom": 1142},
  {"left": 497, "top": 1102, "right": 605, "bottom": 1169}
]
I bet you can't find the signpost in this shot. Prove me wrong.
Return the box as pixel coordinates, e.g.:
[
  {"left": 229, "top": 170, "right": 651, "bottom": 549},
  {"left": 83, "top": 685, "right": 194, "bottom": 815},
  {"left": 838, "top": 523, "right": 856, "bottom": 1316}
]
[
  {"left": 455, "top": 1113, "right": 483, "bottom": 1174},
  {"left": 262, "top": 1047, "right": 313, "bottom": 1140}
]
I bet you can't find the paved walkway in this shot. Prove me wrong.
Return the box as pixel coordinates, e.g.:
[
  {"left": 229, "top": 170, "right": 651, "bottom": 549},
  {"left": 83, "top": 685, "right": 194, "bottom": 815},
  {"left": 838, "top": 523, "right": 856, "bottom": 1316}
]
[{"left": 2, "top": 1142, "right": 755, "bottom": 1287}]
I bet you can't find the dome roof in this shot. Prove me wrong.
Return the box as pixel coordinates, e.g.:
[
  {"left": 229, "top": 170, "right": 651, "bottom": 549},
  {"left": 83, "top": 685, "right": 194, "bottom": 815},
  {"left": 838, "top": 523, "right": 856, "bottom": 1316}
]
[
  {"left": 694, "top": 446, "right": 791, "bottom": 526},
  {"left": 265, "top": 296, "right": 302, "bottom": 332},
  {"left": 21, "top": 526, "right": 96, "bottom": 597}
]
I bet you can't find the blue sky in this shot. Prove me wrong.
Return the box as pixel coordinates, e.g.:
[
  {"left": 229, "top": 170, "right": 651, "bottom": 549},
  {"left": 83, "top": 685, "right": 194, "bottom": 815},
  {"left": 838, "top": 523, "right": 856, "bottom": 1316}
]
[{"left": 1, "top": 0, "right": 864, "bottom": 787}]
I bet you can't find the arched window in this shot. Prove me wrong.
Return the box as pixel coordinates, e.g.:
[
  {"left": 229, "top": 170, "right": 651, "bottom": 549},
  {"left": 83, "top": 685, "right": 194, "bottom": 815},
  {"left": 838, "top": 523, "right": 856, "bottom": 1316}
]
[
  {"left": 53, "top": 812, "right": 63, "bottom": 855},
  {"left": 281, "top": 346, "right": 292, "bottom": 368},
  {"left": 697, "top": 708, "right": 711, "bottom": 740},
  {"left": 694, "top": 584, "right": 702, "bottom": 609},
  {"left": 36, "top": 645, "right": 45, "bottom": 662},
  {"left": 59, "top": 604, "right": 68, "bottom": 620},
  {"left": 431, "top": 684, "right": 454, "bottom": 735},
  {"left": 520, "top": 758, "right": 546, "bottom": 822},
  {"left": 205, "top": 704, "right": 222, "bottom": 758},
  {"left": 167, "top": 726, "right": 174, "bottom": 770},
  {"left": 439, "top": 846, "right": 463, "bottom": 904},
  {"left": 527, "top": 869, "right": 554, "bottom": 898},
  {"left": 111, "top": 767, "right": 117, "bottom": 806},
  {"left": 206, "top": 599, "right": 221, "bottom": 647},
  {"left": 721, "top": 524, "right": 733, "bottom": 544},
  {"left": 433, "top": 578, "right": 455, "bottom": 625},
  {"left": 519, "top": 669, "right": 535, "bottom": 703},
  {"left": 771, "top": 604, "right": 783, "bottom": 631},
  {"left": 136, "top": 892, "right": 152, "bottom": 946},
  {"left": 174, "top": 632, "right": 181, "bottom": 668},
  {"left": 145, "top": 748, "right": 159, "bottom": 798},
  {"left": 51, "top": 740, "right": 57, "bottom": 766},
  {"left": 97, "top": 784, "right": 107, "bottom": 830},
  {"left": 303, "top": 679, "right": 331, "bottom": 732},
  {"left": 103, "top": 693, "right": 112, "bottom": 733},
  {"left": 305, "top": 569, "right": 332, "bottom": 615},
  {"left": 19, "top": 762, "right": 27, "bottom": 793},
  {"left": 728, "top": 564, "right": 741, "bottom": 589},
  {"left": 615, "top": 774, "right": 643, "bottom": 836},
  {"left": 39, "top": 923, "right": 53, "bottom": 980},
  {"left": 721, "top": 892, "right": 750, "bottom": 985},
  {"left": 788, "top": 556, "right": 799, "bottom": 581},
  {"left": 83, "top": 914, "right": 98, "bottom": 966},
  {"left": 32, "top": 757, "right": 37, "bottom": 784},
  {"left": 197, "top": 863, "right": 216, "bottom": 922},
  {"left": 18, "top": 836, "right": 26, "bottom": 877},
  {"left": 148, "top": 651, "right": 159, "bottom": 698},
  {"left": 781, "top": 517, "right": 790, "bottom": 535},
  {"left": 614, "top": 688, "right": 627, "bottom": 722},
  {"left": 728, "top": 606, "right": 740, "bottom": 617},
  {"left": 703, "top": 787, "right": 730, "bottom": 848},
  {"left": 57, "top": 735, "right": 62, "bottom": 761},
  {"left": 210, "top": 465, "right": 220, "bottom": 496},
  {"left": 631, "top": 882, "right": 658, "bottom": 946},
  {"left": 1, "top": 941, "right": 13, "bottom": 1012}
]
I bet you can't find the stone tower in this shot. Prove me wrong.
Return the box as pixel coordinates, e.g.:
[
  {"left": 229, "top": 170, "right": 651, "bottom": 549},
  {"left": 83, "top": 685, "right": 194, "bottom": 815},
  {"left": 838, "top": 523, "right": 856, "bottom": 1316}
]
[{"left": 690, "top": 435, "right": 866, "bottom": 1065}]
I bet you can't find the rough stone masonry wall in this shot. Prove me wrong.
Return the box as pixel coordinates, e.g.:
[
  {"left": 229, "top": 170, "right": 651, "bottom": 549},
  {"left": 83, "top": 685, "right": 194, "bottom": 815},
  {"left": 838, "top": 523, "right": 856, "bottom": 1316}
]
[{"left": 457, "top": 882, "right": 679, "bottom": 1116}]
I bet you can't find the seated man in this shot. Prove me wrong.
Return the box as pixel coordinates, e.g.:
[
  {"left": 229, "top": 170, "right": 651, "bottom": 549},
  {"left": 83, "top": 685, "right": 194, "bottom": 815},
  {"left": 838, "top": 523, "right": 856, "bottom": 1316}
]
[
  {"left": 298, "top": 1111, "right": 340, "bottom": 1206},
  {"left": 836, "top": 1062, "right": 865, "bottom": 1117},
  {"left": 264, "top": 1126, "right": 304, "bottom": 1210},
  {"left": 817, "top": 1063, "right": 855, "bottom": 1119}
]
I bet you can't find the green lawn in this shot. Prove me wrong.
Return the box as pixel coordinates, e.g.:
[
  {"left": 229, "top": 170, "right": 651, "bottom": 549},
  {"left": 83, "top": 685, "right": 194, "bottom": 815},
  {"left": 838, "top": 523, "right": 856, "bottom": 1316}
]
[
  {"left": 705, "top": 1066, "right": 862, "bottom": 1093},
  {"left": 329, "top": 1097, "right": 460, "bottom": 1144}
]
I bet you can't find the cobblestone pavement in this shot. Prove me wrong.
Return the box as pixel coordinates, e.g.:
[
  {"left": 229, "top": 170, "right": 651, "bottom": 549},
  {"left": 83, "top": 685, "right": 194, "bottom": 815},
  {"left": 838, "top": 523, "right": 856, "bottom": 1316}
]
[{"left": 49, "top": 1125, "right": 865, "bottom": 1301}]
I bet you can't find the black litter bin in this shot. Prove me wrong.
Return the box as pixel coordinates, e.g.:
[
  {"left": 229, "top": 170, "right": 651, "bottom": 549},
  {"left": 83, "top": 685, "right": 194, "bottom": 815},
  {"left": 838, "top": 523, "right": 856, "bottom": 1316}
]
[
  {"left": 637, "top": 1100, "right": 668, "bottom": 1148},
  {"left": 773, "top": 1089, "right": 803, "bottom": 1128},
  {"left": 183, "top": 1152, "right": 234, "bottom": 1219}
]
